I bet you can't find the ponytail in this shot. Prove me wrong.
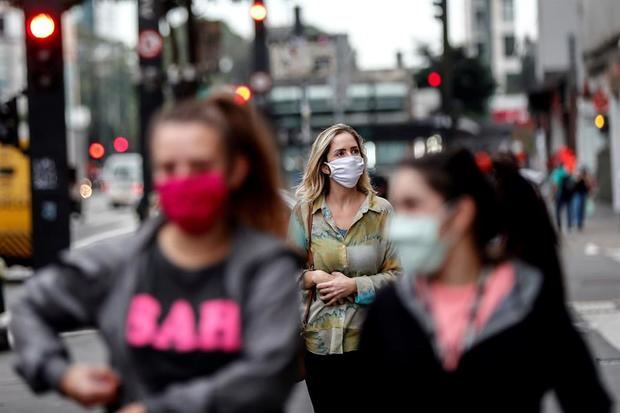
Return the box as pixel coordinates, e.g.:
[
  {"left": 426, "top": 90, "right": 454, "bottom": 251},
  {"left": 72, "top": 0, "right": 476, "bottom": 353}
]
[{"left": 491, "top": 155, "right": 566, "bottom": 302}]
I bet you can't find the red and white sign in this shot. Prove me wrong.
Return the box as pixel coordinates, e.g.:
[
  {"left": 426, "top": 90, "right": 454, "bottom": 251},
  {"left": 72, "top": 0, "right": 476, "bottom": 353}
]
[
  {"left": 592, "top": 89, "right": 609, "bottom": 113},
  {"left": 491, "top": 109, "right": 530, "bottom": 125},
  {"left": 138, "top": 30, "right": 163, "bottom": 59}
]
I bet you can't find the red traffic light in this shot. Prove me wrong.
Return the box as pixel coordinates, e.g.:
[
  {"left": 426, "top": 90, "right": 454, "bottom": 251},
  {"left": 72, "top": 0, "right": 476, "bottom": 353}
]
[
  {"left": 250, "top": 2, "right": 267, "bottom": 22},
  {"left": 29, "top": 13, "right": 56, "bottom": 40},
  {"left": 89, "top": 143, "right": 105, "bottom": 160},
  {"left": 234, "top": 85, "right": 252, "bottom": 104},
  {"left": 427, "top": 71, "right": 442, "bottom": 88},
  {"left": 113, "top": 136, "right": 129, "bottom": 153}
]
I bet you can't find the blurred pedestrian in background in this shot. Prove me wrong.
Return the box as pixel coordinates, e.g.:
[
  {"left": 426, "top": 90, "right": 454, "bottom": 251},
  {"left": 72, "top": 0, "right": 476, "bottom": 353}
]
[
  {"left": 370, "top": 174, "right": 389, "bottom": 199},
  {"left": 67, "top": 167, "right": 82, "bottom": 218},
  {"left": 289, "top": 123, "right": 401, "bottom": 413},
  {"left": 10, "top": 95, "right": 301, "bottom": 413},
  {"left": 572, "top": 166, "right": 595, "bottom": 231},
  {"left": 550, "top": 161, "right": 575, "bottom": 231},
  {"left": 359, "top": 149, "right": 611, "bottom": 412}
]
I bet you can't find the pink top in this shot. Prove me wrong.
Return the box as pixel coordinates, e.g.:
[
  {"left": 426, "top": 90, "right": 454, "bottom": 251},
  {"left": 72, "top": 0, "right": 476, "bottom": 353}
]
[{"left": 421, "top": 262, "right": 516, "bottom": 371}]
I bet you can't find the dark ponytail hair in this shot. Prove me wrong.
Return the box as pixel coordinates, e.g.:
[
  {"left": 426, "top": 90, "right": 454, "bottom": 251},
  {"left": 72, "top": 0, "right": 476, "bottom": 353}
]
[
  {"left": 399, "top": 149, "right": 501, "bottom": 262},
  {"left": 491, "top": 152, "right": 565, "bottom": 301},
  {"left": 400, "top": 148, "right": 565, "bottom": 300}
]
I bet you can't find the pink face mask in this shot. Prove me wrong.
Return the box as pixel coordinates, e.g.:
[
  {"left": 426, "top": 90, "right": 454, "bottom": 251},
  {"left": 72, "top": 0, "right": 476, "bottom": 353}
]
[{"left": 156, "top": 172, "right": 229, "bottom": 236}]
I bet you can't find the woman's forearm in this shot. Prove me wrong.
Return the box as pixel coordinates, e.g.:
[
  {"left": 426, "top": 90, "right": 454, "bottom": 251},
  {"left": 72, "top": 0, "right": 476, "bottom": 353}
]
[{"left": 301, "top": 270, "right": 315, "bottom": 290}]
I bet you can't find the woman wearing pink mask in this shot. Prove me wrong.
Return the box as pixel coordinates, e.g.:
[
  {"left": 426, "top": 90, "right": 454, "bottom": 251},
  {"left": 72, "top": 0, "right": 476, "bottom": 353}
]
[
  {"left": 10, "top": 95, "right": 302, "bottom": 413},
  {"left": 289, "top": 123, "right": 401, "bottom": 413}
]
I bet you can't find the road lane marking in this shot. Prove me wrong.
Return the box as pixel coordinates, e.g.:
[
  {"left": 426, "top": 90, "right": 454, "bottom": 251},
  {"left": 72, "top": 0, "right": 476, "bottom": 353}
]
[
  {"left": 573, "top": 300, "right": 617, "bottom": 314},
  {"left": 72, "top": 225, "right": 138, "bottom": 249},
  {"left": 585, "top": 243, "right": 601, "bottom": 256},
  {"left": 583, "top": 243, "right": 620, "bottom": 263},
  {"left": 572, "top": 300, "right": 620, "bottom": 353}
]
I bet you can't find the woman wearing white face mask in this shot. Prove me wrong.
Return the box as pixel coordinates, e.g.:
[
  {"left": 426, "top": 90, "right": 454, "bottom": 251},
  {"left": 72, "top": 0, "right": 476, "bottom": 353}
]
[
  {"left": 288, "top": 123, "right": 401, "bottom": 413},
  {"left": 358, "top": 149, "right": 612, "bottom": 413}
]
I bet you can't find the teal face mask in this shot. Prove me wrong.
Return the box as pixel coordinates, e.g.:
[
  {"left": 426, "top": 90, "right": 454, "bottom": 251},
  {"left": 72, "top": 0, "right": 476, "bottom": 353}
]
[{"left": 387, "top": 213, "right": 450, "bottom": 277}]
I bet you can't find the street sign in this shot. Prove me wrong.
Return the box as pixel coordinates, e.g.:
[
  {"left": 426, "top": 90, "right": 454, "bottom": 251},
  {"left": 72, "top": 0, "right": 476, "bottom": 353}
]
[
  {"left": 138, "top": 29, "right": 163, "bottom": 59},
  {"left": 250, "top": 71, "right": 272, "bottom": 94}
]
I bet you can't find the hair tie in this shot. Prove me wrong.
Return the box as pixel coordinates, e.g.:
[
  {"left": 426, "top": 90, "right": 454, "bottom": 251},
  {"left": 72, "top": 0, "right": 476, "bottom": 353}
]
[{"left": 475, "top": 151, "right": 493, "bottom": 174}]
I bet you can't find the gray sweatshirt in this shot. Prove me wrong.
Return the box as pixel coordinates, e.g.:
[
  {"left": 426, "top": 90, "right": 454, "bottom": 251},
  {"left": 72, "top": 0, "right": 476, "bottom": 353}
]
[{"left": 10, "top": 217, "right": 302, "bottom": 413}]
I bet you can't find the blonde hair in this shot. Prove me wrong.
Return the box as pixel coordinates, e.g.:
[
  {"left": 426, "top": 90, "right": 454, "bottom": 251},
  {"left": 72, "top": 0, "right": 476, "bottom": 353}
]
[{"left": 296, "top": 123, "right": 374, "bottom": 202}]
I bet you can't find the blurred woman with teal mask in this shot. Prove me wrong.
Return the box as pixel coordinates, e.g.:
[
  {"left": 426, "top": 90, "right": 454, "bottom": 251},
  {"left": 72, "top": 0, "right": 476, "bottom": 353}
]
[{"left": 358, "top": 149, "right": 611, "bottom": 413}]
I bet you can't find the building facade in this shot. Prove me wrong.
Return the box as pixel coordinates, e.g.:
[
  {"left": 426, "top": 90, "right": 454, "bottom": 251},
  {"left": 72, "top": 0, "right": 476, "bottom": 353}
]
[
  {"left": 581, "top": 0, "right": 620, "bottom": 211},
  {"left": 0, "top": 5, "right": 25, "bottom": 101},
  {"left": 463, "top": 0, "right": 521, "bottom": 94}
]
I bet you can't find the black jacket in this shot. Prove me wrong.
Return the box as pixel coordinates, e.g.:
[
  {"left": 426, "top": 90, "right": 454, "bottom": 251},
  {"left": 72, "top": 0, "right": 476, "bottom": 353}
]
[{"left": 358, "top": 261, "right": 612, "bottom": 413}]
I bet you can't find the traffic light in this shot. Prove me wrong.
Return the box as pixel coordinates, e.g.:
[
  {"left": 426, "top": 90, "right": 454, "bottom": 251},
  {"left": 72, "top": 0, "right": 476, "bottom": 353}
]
[
  {"left": 251, "top": 1, "right": 269, "bottom": 77},
  {"left": 250, "top": 0, "right": 271, "bottom": 111},
  {"left": 250, "top": 1, "right": 267, "bottom": 22},
  {"left": 29, "top": 13, "right": 56, "bottom": 39},
  {"left": 594, "top": 114, "right": 608, "bottom": 132},
  {"left": 23, "top": 0, "right": 71, "bottom": 268},
  {"left": 89, "top": 142, "right": 105, "bottom": 160},
  {"left": 0, "top": 97, "right": 18, "bottom": 147},
  {"left": 428, "top": 71, "right": 442, "bottom": 88},
  {"left": 25, "top": 8, "right": 62, "bottom": 91}
]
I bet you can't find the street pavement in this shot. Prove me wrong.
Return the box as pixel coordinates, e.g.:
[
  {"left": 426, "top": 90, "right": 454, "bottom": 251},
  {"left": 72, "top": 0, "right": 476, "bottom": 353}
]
[
  {"left": 70, "top": 193, "right": 139, "bottom": 248},
  {"left": 0, "top": 195, "right": 618, "bottom": 412}
]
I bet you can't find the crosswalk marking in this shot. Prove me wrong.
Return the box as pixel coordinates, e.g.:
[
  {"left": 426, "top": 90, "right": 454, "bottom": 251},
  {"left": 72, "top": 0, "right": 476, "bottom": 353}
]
[
  {"left": 572, "top": 300, "right": 620, "bottom": 353},
  {"left": 583, "top": 243, "right": 620, "bottom": 263}
]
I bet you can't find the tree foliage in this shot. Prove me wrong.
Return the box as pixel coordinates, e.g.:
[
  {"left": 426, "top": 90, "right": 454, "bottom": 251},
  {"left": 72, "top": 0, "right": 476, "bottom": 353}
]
[{"left": 415, "top": 46, "right": 496, "bottom": 116}]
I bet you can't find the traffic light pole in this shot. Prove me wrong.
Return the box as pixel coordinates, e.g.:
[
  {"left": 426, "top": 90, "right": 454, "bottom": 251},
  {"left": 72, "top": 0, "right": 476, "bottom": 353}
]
[
  {"left": 437, "top": 0, "right": 453, "bottom": 117},
  {"left": 137, "top": 0, "right": 164, "bottom": 221},
  {"left": 23, "top": 0, "right": 71, "bottom": 268},
  {"left": 251, "top": 0, "right": 272, "bottom": 113}
]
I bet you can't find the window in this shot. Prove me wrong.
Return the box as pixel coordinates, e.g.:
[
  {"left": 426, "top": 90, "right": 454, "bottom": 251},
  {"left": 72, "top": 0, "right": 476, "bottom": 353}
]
[
  {"left": 505, "top": 73, "right": 522, "bottom": 94},
  {"left": 376, "top": 142, "right": 408, "bottom": 166},
  {"left": 502, "top": 0, "right": 514, "bottom": 22},
  {"left": 475, "top": 9, "right": 485, "bottom": 28},
  {"left": 476, "top": 42, "right": 486, "bottom": 58},
  {"left": 375, "top": 82, "right": 407, "bottom": 97},
  {"left": 312, "top": 56, "right": 331, "bottom": 74},
  {"left": 347, "top": 84, "right": 372, "bottom": 99},
  {"left": 307, "top": 84, "right": 333, "bottom": 100},
  {"left": 504, "top": 35, "right": 516, "bottom": 57},
  {"left": 270, "top": 86, "right": 302, "bottom": 101}
]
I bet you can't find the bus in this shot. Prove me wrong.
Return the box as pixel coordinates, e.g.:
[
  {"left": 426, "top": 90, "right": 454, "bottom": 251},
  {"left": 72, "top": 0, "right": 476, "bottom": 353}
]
[{"left": 0, "top": 144, "right": 31, "bottom": 266}]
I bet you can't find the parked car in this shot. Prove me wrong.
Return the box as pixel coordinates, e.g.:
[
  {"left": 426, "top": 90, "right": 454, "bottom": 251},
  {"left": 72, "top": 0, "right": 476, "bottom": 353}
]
[{"left": 102, "top": 153, "right": 143, "bottom": 208}]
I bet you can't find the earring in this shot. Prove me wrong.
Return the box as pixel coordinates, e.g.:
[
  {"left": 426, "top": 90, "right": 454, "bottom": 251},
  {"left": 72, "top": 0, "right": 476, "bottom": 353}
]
[{"left": 485, "top": 234, "right": 506, "bottom": 261}]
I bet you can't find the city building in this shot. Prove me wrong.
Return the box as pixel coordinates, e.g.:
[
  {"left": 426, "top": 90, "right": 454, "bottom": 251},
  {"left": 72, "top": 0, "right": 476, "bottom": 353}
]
[
  {"left": 581, "top": 0, "right": 620, "bottom": 212},
  {"left": 267, "top": 8, "right": 415, "bottom": 130},
  {"left": 530, "top": 0, "right": 617, "bottom": 208},
  {"left": 0, "top": 5, "right": 25, "bottom": 101},
  {"left": 536, "top": 0, "right": 583, "bottom": 83},
  {"left": 463, "top": 0, "right": 521, "bottom": 94}
]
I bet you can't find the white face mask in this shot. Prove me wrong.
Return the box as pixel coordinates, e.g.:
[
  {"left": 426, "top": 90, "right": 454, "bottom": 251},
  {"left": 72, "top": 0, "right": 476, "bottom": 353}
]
[
  {"left": 387, "top": 213, "right": 451, "bottom": 277},
  {"left": 325, "top": 156, "right": 365, "bottom": 188}
]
